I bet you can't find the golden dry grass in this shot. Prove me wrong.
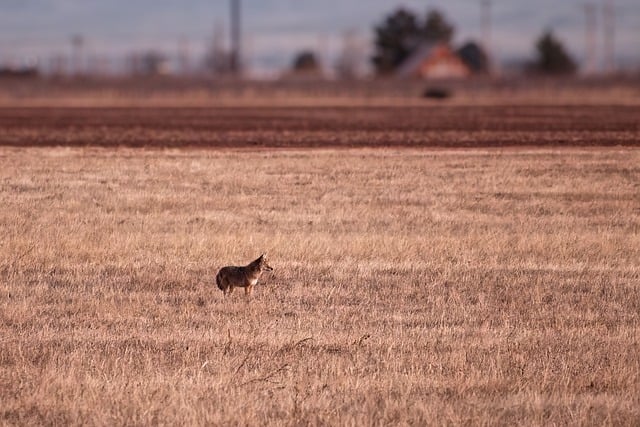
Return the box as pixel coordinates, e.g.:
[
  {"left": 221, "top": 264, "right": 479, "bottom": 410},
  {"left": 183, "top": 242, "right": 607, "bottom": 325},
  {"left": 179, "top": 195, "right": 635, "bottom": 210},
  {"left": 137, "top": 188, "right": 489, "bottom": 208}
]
[{"left": 1, "top": 147, "right": 639, "bottom": 426}]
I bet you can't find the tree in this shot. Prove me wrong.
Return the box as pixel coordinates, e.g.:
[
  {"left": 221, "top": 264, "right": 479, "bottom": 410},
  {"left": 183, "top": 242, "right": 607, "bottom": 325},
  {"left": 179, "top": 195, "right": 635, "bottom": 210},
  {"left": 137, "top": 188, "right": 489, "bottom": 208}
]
[
  {"left": 457, "top": 41, "right": 489, "bottom": 74},
  {"left": 372, "top": 8, "right": 421, "bottom": 75},
  {"left": 534, "top": 31, "right": 577, "bottom": 75},
  {"left": 292, "top": 50, "right": 321, "bottom": 73},
  {"left": 422, "top": 10, "right": 454, "bottom": 43},
  {"left": 372, "top": 8, "right": 455, "bottom": 75}
]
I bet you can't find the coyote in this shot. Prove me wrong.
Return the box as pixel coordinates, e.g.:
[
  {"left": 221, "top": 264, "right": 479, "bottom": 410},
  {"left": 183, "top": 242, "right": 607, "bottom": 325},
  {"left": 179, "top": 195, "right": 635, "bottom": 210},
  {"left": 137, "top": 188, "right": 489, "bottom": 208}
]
[{"left": 216, "top": 254, "right": 273, "bottom": 297}]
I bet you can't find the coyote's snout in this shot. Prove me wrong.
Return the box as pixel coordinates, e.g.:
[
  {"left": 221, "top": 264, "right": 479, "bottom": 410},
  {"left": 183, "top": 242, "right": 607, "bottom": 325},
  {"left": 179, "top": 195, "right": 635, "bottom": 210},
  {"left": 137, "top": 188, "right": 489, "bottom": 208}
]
[{"left": 216, "top": 254, "right": 273, "bottom": 298}]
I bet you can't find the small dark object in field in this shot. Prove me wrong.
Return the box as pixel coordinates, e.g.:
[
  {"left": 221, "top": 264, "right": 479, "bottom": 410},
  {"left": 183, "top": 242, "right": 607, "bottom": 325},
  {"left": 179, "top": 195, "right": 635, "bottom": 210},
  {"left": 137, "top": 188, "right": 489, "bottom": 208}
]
[{"left": 422, "top": 87, "right": 452, "bottom": 99}]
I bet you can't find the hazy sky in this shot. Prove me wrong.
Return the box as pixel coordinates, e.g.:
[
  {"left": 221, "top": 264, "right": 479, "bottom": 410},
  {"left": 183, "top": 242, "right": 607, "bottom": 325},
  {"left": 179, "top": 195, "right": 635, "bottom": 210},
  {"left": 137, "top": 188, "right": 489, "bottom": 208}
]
[{"left": 1, "top": 0, "right": 638, "bottom": 74}]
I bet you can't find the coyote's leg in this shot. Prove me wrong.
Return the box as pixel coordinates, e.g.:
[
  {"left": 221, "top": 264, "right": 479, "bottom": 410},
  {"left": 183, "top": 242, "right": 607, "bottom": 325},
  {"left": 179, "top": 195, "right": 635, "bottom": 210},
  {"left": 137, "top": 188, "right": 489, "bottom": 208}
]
[{"left": 245, "top": 285, "right": 253, "bottom": 296}]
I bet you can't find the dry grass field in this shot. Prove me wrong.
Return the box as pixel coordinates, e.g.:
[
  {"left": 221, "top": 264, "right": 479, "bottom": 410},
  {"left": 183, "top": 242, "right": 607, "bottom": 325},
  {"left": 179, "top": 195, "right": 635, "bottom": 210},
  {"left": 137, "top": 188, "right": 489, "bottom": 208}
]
[{"left": 1, "top": 142, "right": 639, "bottom": 425}]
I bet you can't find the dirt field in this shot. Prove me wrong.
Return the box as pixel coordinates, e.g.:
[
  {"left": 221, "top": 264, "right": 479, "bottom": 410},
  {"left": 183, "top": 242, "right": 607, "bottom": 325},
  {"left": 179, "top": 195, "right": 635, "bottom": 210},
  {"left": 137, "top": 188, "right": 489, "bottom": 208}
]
[
  {"left": 1, "top": 132, "right": 639, "bottom": 425},
  {"left": 0, "top": 105, "right": 638, "bottom": 148}
]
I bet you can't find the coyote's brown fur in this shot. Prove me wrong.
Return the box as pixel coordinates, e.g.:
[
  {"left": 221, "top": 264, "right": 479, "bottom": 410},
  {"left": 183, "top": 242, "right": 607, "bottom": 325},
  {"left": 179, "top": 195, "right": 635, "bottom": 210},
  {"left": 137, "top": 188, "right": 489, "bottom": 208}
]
[{"left": 216, "top": 254, "right": 273, "bottom": 297}]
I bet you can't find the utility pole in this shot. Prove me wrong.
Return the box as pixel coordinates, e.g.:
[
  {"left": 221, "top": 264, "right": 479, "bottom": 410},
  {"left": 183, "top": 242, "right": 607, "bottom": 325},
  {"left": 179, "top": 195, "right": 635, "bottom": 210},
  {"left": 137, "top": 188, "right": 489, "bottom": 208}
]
[
  {"left": 229, "top": 0, "right": 241, "bottom": 76},
  {"left": 318, "top": 33, "right": 329, "bottom": 76},
  {"left": 71, "top": 34, "right": 84, "bottom": 77},
  {"left": 602, "top": 0, "right": 615, "bottom": 74},
  {"left": 177, "top": 36, "right": 190, "bottom": 76},
  {"left": 208, "top": 20, "right": 226, "bottom": 75},
  {"left": 481, "top": 0, "right": 492, "bottom": 54},
  {"left": 481, "top": 0, "right": 493, "bottom": 73},
  {"left": 584, "top": 3, "right": 597, "bottom": 75},
  {"left": 336, "top": 30, "right": 362, "bottom": 80}
]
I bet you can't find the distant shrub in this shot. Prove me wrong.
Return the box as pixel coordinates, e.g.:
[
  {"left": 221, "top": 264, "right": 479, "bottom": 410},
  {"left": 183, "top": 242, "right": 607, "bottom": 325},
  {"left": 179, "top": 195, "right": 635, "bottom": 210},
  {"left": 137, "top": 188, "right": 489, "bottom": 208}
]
[{"left": 422, "top": 86, "right": 452, "bottom": 99}]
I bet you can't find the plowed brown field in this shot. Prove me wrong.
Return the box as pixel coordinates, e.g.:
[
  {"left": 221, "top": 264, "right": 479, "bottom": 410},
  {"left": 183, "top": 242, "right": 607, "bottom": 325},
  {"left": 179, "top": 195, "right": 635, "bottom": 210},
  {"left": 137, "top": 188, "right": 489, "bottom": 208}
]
[{"left": 0, "top": 105, "right": 638, "bottom": 148}]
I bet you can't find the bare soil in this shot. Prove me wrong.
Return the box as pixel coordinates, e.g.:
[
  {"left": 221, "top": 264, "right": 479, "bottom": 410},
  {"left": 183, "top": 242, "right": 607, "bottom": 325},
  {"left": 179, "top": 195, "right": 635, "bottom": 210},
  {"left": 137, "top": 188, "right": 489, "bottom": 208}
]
[{"left": 0, "top": 105, "right": 638, "bottom": 148}]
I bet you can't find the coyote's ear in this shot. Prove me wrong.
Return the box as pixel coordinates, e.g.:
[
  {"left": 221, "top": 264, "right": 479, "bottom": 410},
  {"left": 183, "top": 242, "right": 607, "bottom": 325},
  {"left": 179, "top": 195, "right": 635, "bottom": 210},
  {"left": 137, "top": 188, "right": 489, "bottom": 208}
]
[{"left": 259, "top": 253, "right": 266, "bottom": 259}]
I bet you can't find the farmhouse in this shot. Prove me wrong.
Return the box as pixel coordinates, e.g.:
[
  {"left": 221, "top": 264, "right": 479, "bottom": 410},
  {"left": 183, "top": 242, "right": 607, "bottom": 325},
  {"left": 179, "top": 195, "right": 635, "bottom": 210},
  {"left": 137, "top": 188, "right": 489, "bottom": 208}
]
[{"left": 396, "top": 42, "right": 470, "bottom": 79}]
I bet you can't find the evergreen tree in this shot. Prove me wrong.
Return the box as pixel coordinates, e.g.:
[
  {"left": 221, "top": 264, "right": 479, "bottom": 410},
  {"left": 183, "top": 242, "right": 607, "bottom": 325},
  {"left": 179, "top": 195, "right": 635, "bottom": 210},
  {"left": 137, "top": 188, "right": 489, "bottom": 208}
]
[
  {"left": 457, "top": 41, "right": 489, "bottom": 74},
  {"left": 292, "top": 50, "right": 320, "bottom": 73},
  {"left": 372, "top": 8, "right": 421, "bottom": 75},
  {"left": 422, "top": 10, "right": 454, "bottom": 43},
  {"left": 535, "top": 31, "right": 577, "bottom": 75}
]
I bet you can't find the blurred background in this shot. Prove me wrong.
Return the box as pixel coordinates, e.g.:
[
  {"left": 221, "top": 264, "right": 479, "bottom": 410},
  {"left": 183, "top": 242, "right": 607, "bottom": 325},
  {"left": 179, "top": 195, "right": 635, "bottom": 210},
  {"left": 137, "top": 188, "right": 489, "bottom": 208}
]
[{"left": 0, "top": 0, "right": 638, "bottom": 84}]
